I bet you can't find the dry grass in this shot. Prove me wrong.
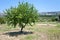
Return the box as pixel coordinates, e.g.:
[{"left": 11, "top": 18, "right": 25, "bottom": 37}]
[{"left": 0, "top": 22, "right": 60, "bottom": 40}]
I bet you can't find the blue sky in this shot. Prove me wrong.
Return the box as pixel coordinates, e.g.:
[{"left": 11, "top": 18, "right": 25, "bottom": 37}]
[{"left": 0, "top": 0, "right": 60, "bottom": 13}]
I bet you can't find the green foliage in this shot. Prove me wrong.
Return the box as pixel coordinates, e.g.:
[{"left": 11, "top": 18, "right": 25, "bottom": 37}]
[
  {"left": 0, "top": 17, "right": 5, "bottom": 24},
  {"left": 39, "top": 15, "right": 58, "bottom": 22},
  {"left": 4, "top": 2, "right": 39, "bottom": 32}
]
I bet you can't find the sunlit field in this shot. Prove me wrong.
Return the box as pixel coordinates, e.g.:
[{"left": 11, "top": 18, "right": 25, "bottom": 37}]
[
  {"left": 0, "top": 22, "right": 60, "bottom": 40},
  {"left": 0, "top": 0, "right": 60, "bottom": 40}
]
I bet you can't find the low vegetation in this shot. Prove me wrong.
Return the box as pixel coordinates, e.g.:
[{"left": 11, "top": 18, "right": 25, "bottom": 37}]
[{"left": 0, "top": 22, "right": 60, "bottom": 40}]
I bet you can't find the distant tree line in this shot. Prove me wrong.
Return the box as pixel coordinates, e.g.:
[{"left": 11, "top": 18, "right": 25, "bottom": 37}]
[{"left": 39, "top": 14, "right": 60, "bottom": 22}]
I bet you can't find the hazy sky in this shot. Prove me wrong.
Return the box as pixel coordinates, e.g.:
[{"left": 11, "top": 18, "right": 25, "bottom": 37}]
[{"left": 0, "top": 0, "right": 60, "bottom": 12}]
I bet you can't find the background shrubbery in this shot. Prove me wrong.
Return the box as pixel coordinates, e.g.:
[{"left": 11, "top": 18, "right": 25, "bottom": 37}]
[
  {"left": 0, "top": 17, "right": 6, "bottom": 24},
  {"left": 39, "top": 15, "right": 59, "bottom": 22}
]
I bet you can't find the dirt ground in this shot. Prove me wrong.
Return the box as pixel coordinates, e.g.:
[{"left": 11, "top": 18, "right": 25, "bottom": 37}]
[{"left": 0, "top": 23, "right": 58, "bottom": 40}]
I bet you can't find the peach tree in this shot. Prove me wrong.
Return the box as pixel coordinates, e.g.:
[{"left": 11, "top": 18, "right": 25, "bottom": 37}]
[{"left": 4, "top": 2, "right": 39, "bottom": 32}]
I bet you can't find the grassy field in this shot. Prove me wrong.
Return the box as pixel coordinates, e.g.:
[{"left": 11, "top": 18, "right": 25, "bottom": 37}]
[{"left": 0, "top": 22, "right": 60, "bottom": 40}]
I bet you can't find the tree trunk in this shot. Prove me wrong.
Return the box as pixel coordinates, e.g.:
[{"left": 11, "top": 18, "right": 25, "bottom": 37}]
[
  {"left": 20, "top": 24, "right": 26, "bottom": 33},
  {"left": 20, "top": 26, "right": 24, "bottom": 32}
]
